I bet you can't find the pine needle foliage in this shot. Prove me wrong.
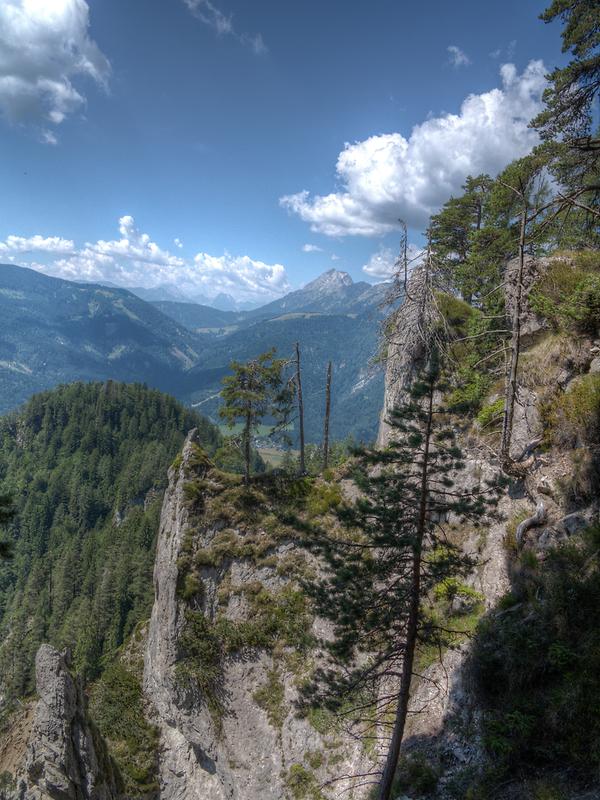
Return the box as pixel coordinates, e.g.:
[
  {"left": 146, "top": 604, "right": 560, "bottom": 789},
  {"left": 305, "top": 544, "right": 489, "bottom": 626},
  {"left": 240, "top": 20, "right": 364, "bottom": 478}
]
[
  {"left": 219, "top": 349, "right": 293, "bottom": 484},
  {"left": 0, "top": 494, "right": 14, "bottom": 559},
  {"left": 301, "top": 353, "right": 501, "bottom": 799}
]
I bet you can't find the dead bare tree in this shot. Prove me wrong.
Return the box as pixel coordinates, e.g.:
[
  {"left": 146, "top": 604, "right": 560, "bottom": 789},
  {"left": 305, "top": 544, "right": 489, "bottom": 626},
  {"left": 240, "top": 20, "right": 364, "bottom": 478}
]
[
  {"left": 323, "top": 360, "right": 332, "bottom": 471},
  {"left": 295, "top": 341, "right": 306, "bottom": 475}
]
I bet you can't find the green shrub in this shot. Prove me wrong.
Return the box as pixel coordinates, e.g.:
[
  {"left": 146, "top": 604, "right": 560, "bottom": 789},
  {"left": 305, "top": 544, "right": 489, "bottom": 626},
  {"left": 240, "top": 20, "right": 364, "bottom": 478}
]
[
  {"left": 0, "top": 772, "right": 16, "bottom": 792},
  {"left": 179, "top": 572, "right": 203, "bottom": 601},
  {"left": 504, "top": 509, "right": 531, "bottom": 554},
  {"left": 285, "top": 764, "right": 324, "bottom": 800},
  {"left": 446, "top": 369, "right": 491, "bottom": 415},
  {"left": 472, "top": 526, "right": 600, "bottom": 781},
  {"left": 176, "top": 610, "right": 227, "bottom": 728},
  {"left": 543, "top": 373, "right": 600, "bottom": 447},
  {"left": 433, "top": 577, "right": 483, "bottom": 605},
  {"left": 89, "top": 663, "right": 159, "bottom": 796},
  {"left": 305, "top": 750, "right": 324, "bottom": 770},
  {"left": 253, "top": 668, "right": 286, "bottom": 729},
  {"left": 306, "top": 482, "right": 342, "bottom": 518},
  {"left": 392, "top": 753, "right": 439, "bottom": 796},
  {"left": 530, "top": 256, "right": 600, "bottom": 334},
  {"left": 177, "top": 586, "right": 313, "bottom": 724},
  {"left": 476, "top": 397, "right": 504, "bottom": 429}
]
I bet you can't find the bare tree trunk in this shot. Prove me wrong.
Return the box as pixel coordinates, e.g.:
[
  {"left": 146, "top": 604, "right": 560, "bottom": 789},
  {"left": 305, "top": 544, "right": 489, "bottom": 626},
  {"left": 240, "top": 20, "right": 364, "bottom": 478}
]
[
  {"left": 501, "top": 203, "right": 527, "bottom": 472},
  {"left": 295, "top": 342, "right": 306, "bottom": 475},
  {"left": 377, "top": 382, "right": 433, "bottom": 800},
  {"left": 244, "top": 409, "right": 251, "bottom": 485},
  {"left": 323, "top": 361, "right": 332, "bottom": 471}
]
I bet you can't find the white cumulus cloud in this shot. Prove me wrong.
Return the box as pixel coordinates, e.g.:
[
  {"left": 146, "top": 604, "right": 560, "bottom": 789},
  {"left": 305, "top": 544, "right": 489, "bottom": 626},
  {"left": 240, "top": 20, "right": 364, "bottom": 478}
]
[
  {"left": 281, "top": 61, "right": 547, "bottom": 236},
  {"left": 302, "top": 243, "right": 322, "bottom": 253},
  {"left": 0, "top": 234, "right": 75, "bottom": 254},
  {"left": 193, "top": 252, "right": 288, "bottom": 301},
  {"left": 362, "top": 246, "right": 397, "bottom": 279},
  {"left": 362, "top": 243, "right": 424, "bottom": 280},
  {"left": 447, "top": 45, "right": 471, "bottom": 68},
  {"left": 2, "top": 216, "right": 290, "bottom": 303},
  {"left": 0, "top": 0, "right": 110, "bottom": 137}
]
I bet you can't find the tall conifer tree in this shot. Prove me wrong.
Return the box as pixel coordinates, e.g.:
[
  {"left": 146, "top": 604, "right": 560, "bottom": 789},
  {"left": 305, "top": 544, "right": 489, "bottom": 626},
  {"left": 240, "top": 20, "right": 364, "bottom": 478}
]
[
  {"left": 220, "top": 349, "right": 293, "bottom": 484},
  {"left": 302, "top": 353, "right": 500, "bottom": 800}
]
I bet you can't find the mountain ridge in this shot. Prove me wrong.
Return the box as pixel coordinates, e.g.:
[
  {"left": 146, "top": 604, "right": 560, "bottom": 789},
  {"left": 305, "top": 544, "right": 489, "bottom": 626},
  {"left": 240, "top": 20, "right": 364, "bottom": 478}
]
[{"left": 0, "top": 264, "right": 388, "bottom": 441}]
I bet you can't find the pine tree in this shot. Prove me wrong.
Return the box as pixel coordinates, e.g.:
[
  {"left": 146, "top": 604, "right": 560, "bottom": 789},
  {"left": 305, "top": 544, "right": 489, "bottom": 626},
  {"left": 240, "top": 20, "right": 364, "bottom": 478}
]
[
  {"left": 428, "top": 174, "right": 493, "bottom": 302},
  {"left": 532, "top": 0, "right": 600, "bottom": 148},
  {"left": 219, "top": 349, "right": 293, "bottom": 484},
  {"left": 302, "top": 353, "right": 500, "bottom": 800},
  {"left": 0, "top": 493, "right": 15, "bottom": 559}
]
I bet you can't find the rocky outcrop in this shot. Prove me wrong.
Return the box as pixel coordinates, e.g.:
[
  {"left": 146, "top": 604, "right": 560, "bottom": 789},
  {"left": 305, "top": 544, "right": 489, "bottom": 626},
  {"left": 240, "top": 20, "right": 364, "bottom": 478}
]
[
  {"left": 377, "top": 255, "right": 600, "bottom": 796},
  {"left": 144, "top": 431, "right": 370, "bottom": 800},
  {"left": 378, "top": 267, "right": 437, "bottom": 446},
  {"left": 5, "top": 645, "right": 121, "bottom": 800}
]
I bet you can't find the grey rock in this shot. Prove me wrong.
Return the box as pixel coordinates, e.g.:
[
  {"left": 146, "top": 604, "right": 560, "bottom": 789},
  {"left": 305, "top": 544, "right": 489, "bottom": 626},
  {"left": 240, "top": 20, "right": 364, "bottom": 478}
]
[
  {"left": 589, "top": 356, "right": 600, "bottom": 374},
  {"left": 556, "top": 510, "right": 594, "bottom": 537},
  {"left": 377, "top": 267, "right": 438, "bottom": 447},
  {"left": 144, "top": 431, "right": 371, "bottom": 799},
  {"left": 13, "top": 645, "right": 121, "bottom": 800}
]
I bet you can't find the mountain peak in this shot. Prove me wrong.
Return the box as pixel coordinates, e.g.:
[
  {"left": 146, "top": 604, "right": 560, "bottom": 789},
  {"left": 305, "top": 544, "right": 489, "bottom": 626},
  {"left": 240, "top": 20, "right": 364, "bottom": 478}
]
[{"left": 304, "top": 269, "right": 354, "bottom": 291}]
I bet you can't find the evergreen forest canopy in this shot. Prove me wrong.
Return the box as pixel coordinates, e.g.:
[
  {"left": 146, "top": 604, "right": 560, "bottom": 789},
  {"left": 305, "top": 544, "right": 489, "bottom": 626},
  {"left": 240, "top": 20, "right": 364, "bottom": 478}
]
[{"left": 0, "top": 381, "right": 221, "bottom": 697}]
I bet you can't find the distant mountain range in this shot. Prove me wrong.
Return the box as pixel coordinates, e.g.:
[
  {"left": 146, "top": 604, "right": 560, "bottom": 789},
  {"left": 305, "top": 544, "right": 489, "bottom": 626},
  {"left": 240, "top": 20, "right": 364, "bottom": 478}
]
[
  {"left": 127, "top": 283, "right": 258, "bottom": 311},
  {"left": 0, "top": 264, "right": 393, "bottom": 442},
  {"left": 151, "top": 270, "right": 388, "bottom": 333}
]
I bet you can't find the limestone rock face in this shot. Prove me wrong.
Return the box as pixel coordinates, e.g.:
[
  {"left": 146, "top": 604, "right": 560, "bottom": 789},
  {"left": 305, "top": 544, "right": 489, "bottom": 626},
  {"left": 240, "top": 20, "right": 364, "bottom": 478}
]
[
  {"left": 10, "top": 645, "right": 121, "bottom": 800},
  {"left": 144, "top": 431, "right": 370, "bottom": 800},
  {"left": 377, "top": 267, "right": 436, "bottom": 447},
  {"left": 377, "top": 255, "right": 599, "bottom": 796}
]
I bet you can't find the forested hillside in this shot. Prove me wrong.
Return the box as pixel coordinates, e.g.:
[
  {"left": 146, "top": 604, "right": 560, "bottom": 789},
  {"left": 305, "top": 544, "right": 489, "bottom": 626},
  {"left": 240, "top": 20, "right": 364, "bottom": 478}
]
[
  {"left": 0, "top": 266, "right": 202, "bottom": 412},
  {"left": 0, "top": 265, "right": 387, "bottom": 444},
  {"left": 0, "top": 382, "right": 220, "bottom": 699}
]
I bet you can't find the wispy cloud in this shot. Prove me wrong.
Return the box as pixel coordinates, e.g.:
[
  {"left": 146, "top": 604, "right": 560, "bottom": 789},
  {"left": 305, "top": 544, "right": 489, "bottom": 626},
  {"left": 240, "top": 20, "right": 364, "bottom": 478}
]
[
  {"left": 447, "top": 45, "right": 471, "bottom": 68},
  {"left": 362, "top": 244, "right": 423, "bottom": 280},
  {"left": 0, "top": 216, "right": 289, "bottom": 303},
  {"left": 490, "top": 40, "right": 517, "bottom": 61},
  {"left": 302, "top": 243, "right": 322, "bottom": 253},
  {"left": 183, "top": 0, "right": 267, "bottom": 54}
]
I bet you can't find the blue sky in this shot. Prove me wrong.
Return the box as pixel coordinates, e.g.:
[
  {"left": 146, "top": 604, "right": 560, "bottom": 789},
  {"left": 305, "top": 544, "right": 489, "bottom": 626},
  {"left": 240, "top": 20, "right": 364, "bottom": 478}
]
[{"left": 0, "top": 0, "right": 565, "bottom": 304}]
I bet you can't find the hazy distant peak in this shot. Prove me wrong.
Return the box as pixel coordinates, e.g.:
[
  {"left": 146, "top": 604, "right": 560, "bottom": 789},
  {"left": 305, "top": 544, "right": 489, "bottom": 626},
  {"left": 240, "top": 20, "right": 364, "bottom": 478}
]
[{"left": 304, "top": 269, "right": 354, "bottom": 291}]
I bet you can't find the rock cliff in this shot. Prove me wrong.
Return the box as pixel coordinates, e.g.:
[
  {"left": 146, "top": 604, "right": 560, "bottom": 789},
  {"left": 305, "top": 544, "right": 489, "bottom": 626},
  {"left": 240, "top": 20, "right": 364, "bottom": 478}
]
[
  {"left": 2, "top": 645, "right": 121, "bottom": 800},
  {"left": 144, "top": 433, "right": 371, "bottom": 799},
  {"left": 377, "top": 258, "right": 600, "bottom": 796}
]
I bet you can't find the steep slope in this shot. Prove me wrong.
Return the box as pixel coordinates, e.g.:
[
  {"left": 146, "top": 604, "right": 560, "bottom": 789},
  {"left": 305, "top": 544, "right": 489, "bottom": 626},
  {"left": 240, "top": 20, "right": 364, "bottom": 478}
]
[
  {"left": 4, "top": 645, "right": 122, "bottom": 800},
  {"left": 377, "top": 258, "right": 600, "bottom": 798},
  {"left": 144, "top": 432, "right": 371, "bottom": 799},
  {"left": 0, "top": 265, "right": 203, "bottom": 412}
]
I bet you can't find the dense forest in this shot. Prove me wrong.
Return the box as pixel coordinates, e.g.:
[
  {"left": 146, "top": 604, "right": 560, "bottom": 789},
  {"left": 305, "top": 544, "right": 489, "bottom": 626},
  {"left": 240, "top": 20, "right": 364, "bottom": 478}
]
[{"left": 0, "top": 382, "right": 220, "bottom": 698}]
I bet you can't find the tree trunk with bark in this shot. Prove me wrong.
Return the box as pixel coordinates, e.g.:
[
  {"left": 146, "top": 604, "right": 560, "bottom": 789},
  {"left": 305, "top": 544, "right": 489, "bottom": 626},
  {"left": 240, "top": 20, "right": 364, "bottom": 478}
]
[
  {"left": 377, "top": 383, "right": 434, "bottom": 800},
  {"left": 295, "top": 342, "right": 306, "bottom": 475},
  {"left": 501, "top": 202, "right": 527, "bottom": 474},
  {"left": 323, "top": 361, "right": 332, "bottom": 471}
]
